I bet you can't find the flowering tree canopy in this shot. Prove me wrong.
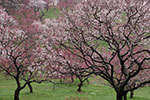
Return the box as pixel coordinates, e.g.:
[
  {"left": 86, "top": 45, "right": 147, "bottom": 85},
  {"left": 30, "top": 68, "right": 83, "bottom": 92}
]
[
  {"left": 0, "top": 7, "right": 49, "bottom": 100},
  {"left": 29, "top": 0, "right": 46, "bottom": 11},
  {"left": 51, "top": 0, "right": 150, "bottom": 100}
]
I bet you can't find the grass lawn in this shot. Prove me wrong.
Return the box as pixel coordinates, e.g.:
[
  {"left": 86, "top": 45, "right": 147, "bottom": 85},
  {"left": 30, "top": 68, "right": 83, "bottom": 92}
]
[
  {"left": 41, "top": 8, "right": 60, "bottom": 19},
  {"left": 0, "top": 75, "right": 150, "bottom": 100}
]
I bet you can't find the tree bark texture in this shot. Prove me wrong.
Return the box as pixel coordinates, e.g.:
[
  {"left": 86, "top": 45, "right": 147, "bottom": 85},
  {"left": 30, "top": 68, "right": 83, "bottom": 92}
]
[
  {"left": 77, "top": 81, "right": 83, "bottom": 92},
  {"left": 117, "top": 93, "right": 123, "bottom": 100},
  {"left": 14, "top": 88, "right": 21, "bottom": 100},
  {"left": 27, "top": 83, "right": 33, "bottom": 93},
  {"left": 130, "top": 90, "right": 134, "bottom": 98}
]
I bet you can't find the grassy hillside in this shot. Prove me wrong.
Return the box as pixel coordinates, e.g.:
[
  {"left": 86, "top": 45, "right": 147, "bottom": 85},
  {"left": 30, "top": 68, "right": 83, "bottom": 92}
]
[
  {"left": 41, "top": 8, "right": 60, "bottom": 19},
  {"left": 0, "top": 75, "right": 150, "bottom": 100}
]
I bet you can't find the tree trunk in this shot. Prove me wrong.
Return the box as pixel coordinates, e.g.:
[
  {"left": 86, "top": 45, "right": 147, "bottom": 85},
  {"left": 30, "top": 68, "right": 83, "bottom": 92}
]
[
  {"left": 69, "top": 76, "right": 74, "bottom": 86},
  {"left": 27, "top": 83, "right": 33, "bottom": 93},
  {"left": 39, "top": 11, "right": 45, "bottom": 22},
  {"left": 46, "top": 5, "right": 49, "bottom": 11},
  {"left": 14, "top": 76, "right": 21, "bottom": 100},
  {"left": 130, "top": 90, "right": 134, "bottom": 98},
  {"left": 14, "top": 88, "right": 21, "bottom": 100},
  {"left": 77, "top": 81, "right": 83, "bottom": 92},
  {"left": 123, "top": 92, "right": 127, "bottom": 100},
  {"left": 116, "top": 93, "right": 123, "bottom": 100},
  {"left": 71, "top": 76, "right": 74, "bottom": 83}
]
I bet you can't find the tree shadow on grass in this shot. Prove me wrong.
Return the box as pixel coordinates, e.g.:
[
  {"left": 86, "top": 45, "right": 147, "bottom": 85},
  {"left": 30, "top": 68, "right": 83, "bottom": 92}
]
[{"left": 129, "top": 97, "right": 150, "bottom": 100}]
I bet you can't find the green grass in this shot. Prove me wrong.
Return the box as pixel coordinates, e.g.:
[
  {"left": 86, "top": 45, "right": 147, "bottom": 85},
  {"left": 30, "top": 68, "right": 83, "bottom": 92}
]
[
  {"left": 0, "top": 75, "right": 150, "bottom": 100},
  {"left": 41, "top": 8, "right": 60, "bottom": 19}
]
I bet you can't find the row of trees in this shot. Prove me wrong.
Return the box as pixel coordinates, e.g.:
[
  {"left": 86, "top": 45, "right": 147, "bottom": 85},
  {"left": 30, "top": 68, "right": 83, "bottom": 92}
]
[{"left": 1, "top": 0, "right": 150, "bottom": 100}]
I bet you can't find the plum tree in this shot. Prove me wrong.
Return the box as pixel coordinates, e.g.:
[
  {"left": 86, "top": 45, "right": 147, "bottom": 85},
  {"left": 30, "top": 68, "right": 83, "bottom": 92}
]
[
  {"left": 50, "top": 0, "right": 150, "bottom": 100},
  {"left": 0, "top": 8, "right": 48, "bottom": 100}
]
